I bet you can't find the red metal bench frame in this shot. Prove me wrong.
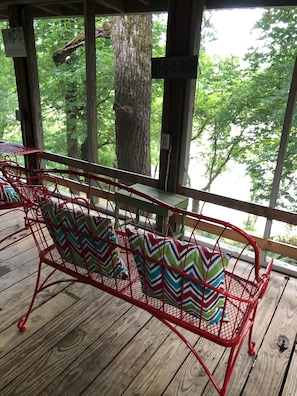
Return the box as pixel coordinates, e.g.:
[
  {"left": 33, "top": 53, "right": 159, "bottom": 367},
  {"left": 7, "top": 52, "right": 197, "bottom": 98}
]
[
  {"left": 0, "top": 143, "right": 42, "bottom": 251},
  {"left": 2, "top": 163, "right": 273, "bottom": 396}
]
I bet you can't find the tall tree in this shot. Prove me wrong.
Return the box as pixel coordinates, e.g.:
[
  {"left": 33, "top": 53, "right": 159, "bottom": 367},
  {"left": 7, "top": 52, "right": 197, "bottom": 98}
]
[
  {"left": 112, "top": 15, "right": 152, "bottom": 176},
  {"left": 191, "top": 8, "right": 297, "bottom": 215},
  {"left": 52, "top": 22, "right": 111, "bottom": 161},
  {"left": 32, "top": 18, "right": 115, "bottom": 163},
  {"left": 192, "top": 53, "right": 251, "bottom": 192}
]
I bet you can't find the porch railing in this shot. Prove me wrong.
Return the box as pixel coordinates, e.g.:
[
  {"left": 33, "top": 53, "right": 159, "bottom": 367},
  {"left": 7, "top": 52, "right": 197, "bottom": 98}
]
[{"left": 39, "top": 150, "right": 297, "bottom": 276}]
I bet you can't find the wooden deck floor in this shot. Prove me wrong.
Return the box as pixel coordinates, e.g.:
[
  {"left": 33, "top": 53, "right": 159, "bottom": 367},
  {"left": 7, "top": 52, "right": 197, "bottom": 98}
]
[{"left": 1, "top": 209, "right": 297, "bottom": 396}]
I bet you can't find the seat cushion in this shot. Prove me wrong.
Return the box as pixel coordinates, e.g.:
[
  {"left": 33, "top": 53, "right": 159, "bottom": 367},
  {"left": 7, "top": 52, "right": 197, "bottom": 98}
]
[
  {"left": 126, "top": 228, "right": 230, "bottom": 324},
  {"left": 39, "top": 198, "right": 128, "bottom": 279}
]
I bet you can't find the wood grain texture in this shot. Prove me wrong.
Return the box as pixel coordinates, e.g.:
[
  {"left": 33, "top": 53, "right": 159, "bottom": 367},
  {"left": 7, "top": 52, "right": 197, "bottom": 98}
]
[
  {"left": 282, "top": 332, "right": 297, "bottom": 396},
  {"left": 84, "top": 316, "right": 172, "bottom": 395},
  {"left": 241, "top": 275, "right": 297, "bottom": 396},
  {"left": 0, "top": 287, "right": 113, "bottom": 393},
  {"left": 202, "top": 270, "right": 288, "bottom": 395}
]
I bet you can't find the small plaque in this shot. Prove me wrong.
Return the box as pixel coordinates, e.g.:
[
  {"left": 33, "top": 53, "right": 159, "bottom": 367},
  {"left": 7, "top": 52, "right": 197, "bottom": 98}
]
[
  {"left": 152, "top": 56, "right": 198, "bottom": 79},
  {"left": 2, "top": 27, "right": 27, "bottom": 57}
]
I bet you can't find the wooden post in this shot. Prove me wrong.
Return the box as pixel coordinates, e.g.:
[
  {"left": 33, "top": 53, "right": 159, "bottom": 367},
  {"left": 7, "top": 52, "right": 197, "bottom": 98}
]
[
  {"left": 158, "top": 0, "right": 203, "bottom": 192},
  {"left": 8, "top": 4, "right": 44, "bottom": 160},
  {"left": 84, "top": 0, "right": 98, "bottom": 164}
]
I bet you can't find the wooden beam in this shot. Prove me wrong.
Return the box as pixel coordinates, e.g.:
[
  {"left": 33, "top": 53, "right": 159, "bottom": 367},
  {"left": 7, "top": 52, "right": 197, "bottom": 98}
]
[
  {"left": 8, "top": 4, "right": 44, "bottom": 159},
  {"left": 33, "top": 4, "right": 71, "bottom": 16},
  {"left": 95, "top": 0, "right": 125, "bottom": 13},
  {"left": 84, "top": 0, "right": 98, "bottom": 164},
  {"left": 175, "top": 212, "right": 297, "bottom": 261},
  {"left": 158, "top": 0, "right": 203, "bottom": 192},
  {"left": 39, "top": 151, "right": 159, "bottom": 187},
  {"left": 205, "top": 0, "right": 297, "bottom": 8},
  {"left": 178, "top": 184, "right": 297, "bottom": 226},
  {"left": 38, "top": 150, "right": 297, "bottom": 227},
  {"left": 2, "top": 0, "right": 297, "bottom": 20},
  {"left": 23, "top": 6, "right": 44, "bottom": 152}
]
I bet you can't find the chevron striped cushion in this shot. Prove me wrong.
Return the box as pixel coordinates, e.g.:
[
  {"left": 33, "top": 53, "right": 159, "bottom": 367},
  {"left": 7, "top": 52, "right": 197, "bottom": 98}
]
[
  {"left": 39, "top": 199, "right": 128, "bottom": 279},
  {"left": 127, "top": 229, "right": 229, "bottom": 324},
  {"left": 0, "top": 176, "right": 21, "bottom": 203}
]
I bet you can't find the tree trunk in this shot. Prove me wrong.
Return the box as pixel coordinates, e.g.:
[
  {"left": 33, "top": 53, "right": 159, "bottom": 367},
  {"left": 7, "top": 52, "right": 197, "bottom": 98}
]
[
  {"left": 112, "top": 15, "right": 152, "bottom": 176},
  {"left": 65, "top": 75, "right": 79, "bottom": 160}
]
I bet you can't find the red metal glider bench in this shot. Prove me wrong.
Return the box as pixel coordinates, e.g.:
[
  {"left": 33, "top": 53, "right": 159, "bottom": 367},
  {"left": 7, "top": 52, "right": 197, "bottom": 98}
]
[{"left": 1, "top": 162, "right": 273, "bottom": 396}]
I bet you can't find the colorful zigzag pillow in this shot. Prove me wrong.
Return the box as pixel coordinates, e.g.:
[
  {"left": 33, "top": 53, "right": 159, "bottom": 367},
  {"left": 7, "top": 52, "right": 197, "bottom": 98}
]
[
  {"left": 126, "top": 228, "right": 230, "bottom": 324},
  {"left": 39, "top": 199, "right": 128, "bottom": 279},
  {"left": 0, "top": 175, "right": 21, "bottom": 204}
]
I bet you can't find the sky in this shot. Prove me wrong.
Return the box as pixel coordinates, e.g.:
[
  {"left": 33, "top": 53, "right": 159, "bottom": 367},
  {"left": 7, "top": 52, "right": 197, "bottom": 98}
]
[{"left": 205, "top": 8, "right": 264, "bottom": 57}]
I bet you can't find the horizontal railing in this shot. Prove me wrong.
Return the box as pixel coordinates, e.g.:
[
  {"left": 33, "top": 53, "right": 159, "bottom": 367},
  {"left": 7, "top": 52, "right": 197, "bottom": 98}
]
[{"left": 38, "top": 150, "right": 297, "bottom": 276}]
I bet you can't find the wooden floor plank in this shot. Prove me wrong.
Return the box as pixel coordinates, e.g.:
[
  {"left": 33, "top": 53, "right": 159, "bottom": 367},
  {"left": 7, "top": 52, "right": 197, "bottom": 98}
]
[
  {"left": 201, "top": 270, "right": 288, "bottom": 395},
  {"left": 0, "top": 208, "right": 25, "bottom": 236},
  {"left": 85, "top": 317, "right": 182, "bottom": 396},
  {"left": 163, "top": 334, "right": 226, "bottom": 395},
  {"left": 0, "top": 253, "right": 38, "bottom": 292},
  {"left": 0, "top": 292, "right": 76, "bottom": 359},
  {"left": 0, "top": 209, "right": 31, "bottom": 251},
  {"left": 282, "top": 333, "right": 297, "bottom": 396},
  {"left": 1, "top": 211, "right": 297, "bottom": 396},
  {"left": 42, "top": 305, "right": 152, "bottom": 396},
  {"left": 0, "top": 266, "right": 76, "bottom": 332},
  {"left": 123, "top": 326, "right": 201, "bottom": 396},
  {"left": 241, "top": 275, "right": 297, "bottom": 396},
  {"left": 1, "top": 295, "right": 132, "bottom": 396},
  {"left": 0, "top": 288, "right": 115, "bottom": 393},
  {"left": 0, "top": 282, "right": 97, "bottom": 359},
  {"left": 0, "top": 229, "right": 35, "bottom": 260}
]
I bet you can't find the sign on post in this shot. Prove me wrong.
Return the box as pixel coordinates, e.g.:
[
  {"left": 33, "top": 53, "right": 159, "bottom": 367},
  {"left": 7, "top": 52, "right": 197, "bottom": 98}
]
[{"left": 152, "top": 56, "right": 198, "bottom": 79}]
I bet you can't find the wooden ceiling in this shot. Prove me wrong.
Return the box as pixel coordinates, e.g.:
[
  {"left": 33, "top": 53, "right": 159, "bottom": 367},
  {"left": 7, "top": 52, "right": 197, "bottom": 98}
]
[{"left": 0, "top": 0, "right": 297, "bottom": 20}]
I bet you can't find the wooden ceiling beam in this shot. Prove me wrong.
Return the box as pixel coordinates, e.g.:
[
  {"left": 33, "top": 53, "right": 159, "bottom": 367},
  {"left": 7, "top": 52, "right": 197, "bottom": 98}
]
[
  {"left": 95, "top": 0, "right": 125, "bottom": 13},
  {"left": 1, "top": 0, "right": 297, "bottom": 17},
  {"left": 3, "top": 0, "right": 297, "bottom": 21},
  {"left": 1, "top": 0, "right": 79, "bottom": 7},
  {"left": 33, "top": 4, "right": 71, "bottom": 17},
  {"left": 205, "top": 0, "right": 297, "bottom": 8}
]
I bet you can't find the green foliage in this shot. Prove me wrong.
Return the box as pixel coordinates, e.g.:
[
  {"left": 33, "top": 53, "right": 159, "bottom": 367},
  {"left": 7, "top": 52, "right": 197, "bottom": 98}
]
[
  {"left": 152, "top": 14, "right": 167, "bottom": 57},
  {"left": 0, "top": 14, "right": 172, "bottom": 175},
  {"left": 267, "top": 251, "right": 297, "bottom": 266},
  {"left": 150, "top": 15, "right": 167, "bottom": 173},
  {"left": 3, "top": 9, "right": 297, "bottom": 219},
  {"left": 275, "top": 233, "right": 297, "bottom": 247},
  {"left": 193, "top": 8, "right": 297, "bottom": 215},
  {"left": 32, "top": 15, "right": 166, "bottom": 170},
  {"left": 34, "top": 17, "right": 115, "bottom": 161},
  {"left": 192, "top": 52, "right": 252, "bottom": 190},
  {"left": 243, "top": 8, "right": 297, "bottom": 210},
  {"left": 34, "top": 18, "right": 84, "bottom": 154},
  {"left": 242, "top": 214, "right": 258, "bottom": 233}
]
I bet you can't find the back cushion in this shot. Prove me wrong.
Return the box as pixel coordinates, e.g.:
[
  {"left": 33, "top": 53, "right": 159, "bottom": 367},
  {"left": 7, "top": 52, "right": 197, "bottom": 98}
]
[
  {"left": 39, "top": 199, "right": 128, "bottom": 279},
  {"left": 126, "top": 228, "right": 229, "bottom": 324},
  {"left": 0, "top": 175, "right": 21, "bottom": 204}
]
